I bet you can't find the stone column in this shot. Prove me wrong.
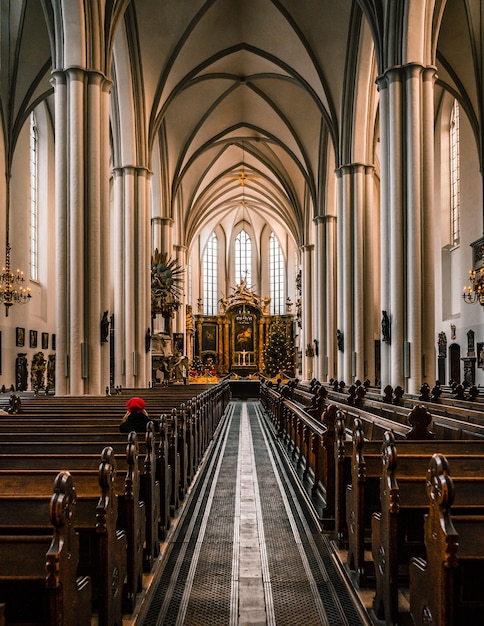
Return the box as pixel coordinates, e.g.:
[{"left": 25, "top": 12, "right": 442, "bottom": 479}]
[
  {"left": 377, "top": 64, "right": 436, "bottom": 394},
  {"left": 313, "top": 216, "right": 325, "bottom": 381},
  {"left": 301, "top": 245, "right": 314, "bottom": 380},
  {"left": 112, "top": 165, "right": 152, "bottom": 388},
  {"left": 336, "top": 167, "right": 353, "bottom": 383},
  {"left": 52, "top": 68, "right": 112, "bottom": 395},
  {"left": 174, "top": 245, "right": 187, "bottom": 335},
  {"left": 364, "top": 165, "right": 378, "bottom": 383},
  {"left": 325, "top": 215, "right": 337, "bottom": 381}
]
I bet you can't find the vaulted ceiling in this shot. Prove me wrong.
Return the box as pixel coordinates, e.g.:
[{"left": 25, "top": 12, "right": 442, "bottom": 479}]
[{"left": 1, "top": 0, "right": 483, "bottom": 248}]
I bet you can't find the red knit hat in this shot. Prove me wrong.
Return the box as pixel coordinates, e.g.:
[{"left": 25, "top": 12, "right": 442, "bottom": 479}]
[{"left": 126, "top": 397, "right": 146, "bottom": 412}]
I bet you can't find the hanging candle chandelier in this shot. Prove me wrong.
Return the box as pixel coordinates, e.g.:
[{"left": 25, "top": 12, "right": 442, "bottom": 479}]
[
  {"left": 462, "top": 239, "right": 484, "bottom": 306},
  {"left": 0, "top": 242, "right": 31, "bottom": 315}
]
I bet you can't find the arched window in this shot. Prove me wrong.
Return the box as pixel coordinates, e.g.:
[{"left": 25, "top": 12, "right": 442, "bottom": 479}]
[
  {"left": 235, "top": 229, "right": 251, "bottom": 285},
  {"left": 29, "top": 111, "right": 38, "bottom": 281},
  {"left": 203, "top": 232, "right": 218, "bottom": 315},
  {"left": 269, "top": 233, "right": 285, "bottom": 314},
  {"left": 450, "top": 99, "right": 460, "bottom": 246}
]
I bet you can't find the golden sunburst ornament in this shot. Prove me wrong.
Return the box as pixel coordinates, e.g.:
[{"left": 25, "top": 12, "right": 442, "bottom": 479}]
[{"left": 151, "top": 249, "right": 184, "bottom": 316}]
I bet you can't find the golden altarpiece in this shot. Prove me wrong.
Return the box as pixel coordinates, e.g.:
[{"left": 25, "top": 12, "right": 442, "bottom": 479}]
[{"left": 194, "top": 280, "right": 294, "bottom": 377}]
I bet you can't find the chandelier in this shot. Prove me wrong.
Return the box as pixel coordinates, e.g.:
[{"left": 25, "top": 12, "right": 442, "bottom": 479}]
[
  {"left": 462, "top": 267, "right": 484, "bottom": 304},
  {"left": 0, "top": 243, "right": 31, "bottom": 316},
  {"left": 0, "top": 0, "right": 31, "bottom": 317},
  {"left": 463, "top": 240, "right": 484, "bottom": 306}
]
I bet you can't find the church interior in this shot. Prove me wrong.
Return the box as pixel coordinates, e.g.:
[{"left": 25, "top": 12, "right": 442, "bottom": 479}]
[{"left": 1, "top": 1, "right": 484, "bottom": 625}]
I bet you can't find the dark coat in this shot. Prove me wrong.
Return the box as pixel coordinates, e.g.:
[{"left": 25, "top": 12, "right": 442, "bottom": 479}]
[{"left": 119, "top": 412, "right": 159, "bottom": 433}]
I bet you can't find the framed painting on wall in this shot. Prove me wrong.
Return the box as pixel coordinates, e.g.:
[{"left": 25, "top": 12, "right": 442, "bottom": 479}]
[
  {"left": 16, "top": 327, "right": 25, "bottom": 347},
  {"left": 478, "top": 342, "right": 484, "bottom": 369},
  {"left": 42, "top": 332, "right": 49, "bottom": 350},
  {"left": 201, "top": 324, "right": 217, "bottom": 352},
  {"left": 173, "top": 332, "right": 184, "bottom": 355},
  {"left": 30, "top": 330, "right": 37, "bottom": 348}
]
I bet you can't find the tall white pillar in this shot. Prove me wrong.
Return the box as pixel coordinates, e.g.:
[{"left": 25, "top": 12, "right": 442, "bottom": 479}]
[
  {"left": 336, "top": 164, "right": 371, "bottom": 384},
  {"left": 301, "top": 244, "right": 314, "bottom": 380},
  {"left": 113, "top": 168, "right": 125, "bottom": 387},
  {"left": 353, "top": 164, "right": 366, "bottom": 382},
  {"left": 377, "top": 64, "right": 436, "bottom": 393},
  {"left": 314, "top": 216, "right": 325, "bottom": 381},
  {"left": 421, "top": 67, "right": 437, "bottom": 386},
  {"left": 52, "top": 70, "right": 68, "bottom": 395},
  {"left": 378, "top": 76, "right": 391, "bottom": 390},
  {"left": 364, "top": 165, "right": 378, "bottom": 383},
  {"left": 52, "top": 67, "right": 112, "bottom": 395},
  {"left": 406, "top": 64, "right": 423, "bottom": 392},
  {"left": 325, "top": 215, "right": 337, "bottom": 380},
  {"left": 175, "top": 245, "right": 187, "bottom": 335}
]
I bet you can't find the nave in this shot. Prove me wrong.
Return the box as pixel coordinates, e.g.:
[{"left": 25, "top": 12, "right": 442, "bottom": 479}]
[{"left": 136, "top": 400, "right": 371, "bottom": 626}]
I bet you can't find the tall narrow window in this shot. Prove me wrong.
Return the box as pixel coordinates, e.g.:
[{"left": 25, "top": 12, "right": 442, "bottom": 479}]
[
  {"left": 450, "top": 99, "right": 460, "bottom": 246},
  {"left": 235, "top": 229, "right": 251, "bottom": 286},
  {"left": 203, "top": 232, "right": 218, "bottom": 315},
  {"left": 29, "top": 111, "right": 38, "bottom": 281},
  {"left": 188, "top": 256, "right": 192, "bottom": 306},
  {"left": 269, "top": 233, "right": 285, "bottom": 314}
]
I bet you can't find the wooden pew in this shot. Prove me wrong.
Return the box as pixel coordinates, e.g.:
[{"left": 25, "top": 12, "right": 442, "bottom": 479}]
[
  {"left": 370, "top": 436, "right": 484, "bottom": 626},
  {"left": 339, "top": 411, "right": 484, "bottom": 590},
  {"left": 0, "top": 380, "right": 231, "bottom": 614},
  {"left": 0, "top": 448, "right": 127, "bottom": 626},
  {"left": 0, "top": 471, "right": 92, "bottom": 626},
  {"left": 0, "top": 431, "right": 152, "bottom": 603},
  {"left": 410, "top": 454, "right": 484, "bottom": 626}
]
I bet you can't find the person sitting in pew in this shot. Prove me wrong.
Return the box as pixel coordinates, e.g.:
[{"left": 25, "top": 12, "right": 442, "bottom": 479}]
[{"left": 120, "top": 397, "right": 159, "bottom": 432}]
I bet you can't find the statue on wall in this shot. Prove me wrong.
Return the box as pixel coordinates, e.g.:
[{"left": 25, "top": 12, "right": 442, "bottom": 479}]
[
  {"left": 15, "top": 353, "right": 28, "bottom": 391},
  {"left": 438, "top": 331, "right": 447, "bottom": 358},
  {"left": 47, "top": 354, "right": 55, "bottom": 390},
  {"left": 336, "top": 329, "right": 344, "bottom": 351},
  {"left": 467, "top": 329, "right": 475, "bottom": 356},
  {"left": 186, "top": 305, "right": 194, "bottom": 333},
  {"left": 381, "top": 311, "right": 391, "bottom": 343},
  {"left": 31, "top": 352, "right": 46, "bottom": 390},
  {"left": 100, "top": 311, "right": 110, "bottom": 343}
]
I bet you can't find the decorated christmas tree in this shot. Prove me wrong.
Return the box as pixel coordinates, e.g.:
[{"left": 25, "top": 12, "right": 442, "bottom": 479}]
[{"left": 263, "top": 320, "right": 295, "bottom": 377}]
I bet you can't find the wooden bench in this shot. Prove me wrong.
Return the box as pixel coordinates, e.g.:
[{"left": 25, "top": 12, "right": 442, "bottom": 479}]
[
  {"left": 409, "top": 454, "right": 484, "bottom": 626},
  {"left": 0, "top": 448, "right": 127, "bottom": 626},
  {"left": 338, "top": 412, "right": 484, "bottom": 590},
  {"left": 0, "top": 470, "right": 92, "bottom": 626},
  {"left": 0, "top": 432, "right": 149, "bottom": 597}
]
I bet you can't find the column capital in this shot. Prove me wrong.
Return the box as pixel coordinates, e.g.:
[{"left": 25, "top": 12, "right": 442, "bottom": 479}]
[
  {"left": 112, "top": 165, "right": 152, "bottom": 177},
  {"left": 300, "top": 244, "right": 314, "bottom": 253},
  {"left": 335, "top": 162, "right": 369, "bottom": 177},
  {"left": 313, "top": 214, "right": 337, "bottom": 225},
  {"left": 51, "top": 66, "right": 113, "bottom": 90},
  {"left": 376, "top": 63, "right": 437, "bottom": 90}
]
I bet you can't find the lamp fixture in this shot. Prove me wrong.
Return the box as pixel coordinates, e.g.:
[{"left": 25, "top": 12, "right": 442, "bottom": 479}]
[
  {"left": 463, "top": 239, "right": 484, "bottom": 305},
  {"left": 462, "top": 272, "right": 484, "bottom": 304},
  {"left": 0, "top": 0, "right": 31, "bottom": 316},
  {"left": 463, "top": 1, "right": 484, "bottom": 306},
  {"left": 239, "top": 141, "right": 247, "bottom": 186},
  {"left": 0, "top": 242, "right": 31, "bottom": 316}
]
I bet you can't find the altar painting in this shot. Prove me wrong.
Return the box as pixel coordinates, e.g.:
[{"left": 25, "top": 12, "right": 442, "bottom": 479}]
[
  {"left": 233, "top": 313, "right": 254, "bottom": 352},
  {"left": 202, "top": 323, "right": 217, "bottom": 352}
]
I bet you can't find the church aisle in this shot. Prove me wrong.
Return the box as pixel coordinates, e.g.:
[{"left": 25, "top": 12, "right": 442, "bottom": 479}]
[{"left": 137, "top": 401, "right": 371, "bottom": 626}]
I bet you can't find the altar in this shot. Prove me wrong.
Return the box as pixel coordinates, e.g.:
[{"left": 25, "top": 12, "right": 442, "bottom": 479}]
[{"left": 194, "top": 280, "right": 293, "bottom": 376}]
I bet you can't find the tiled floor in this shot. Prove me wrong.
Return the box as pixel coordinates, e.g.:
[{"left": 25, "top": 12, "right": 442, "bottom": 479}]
[{"left": 131, "top": 401, "right": 372, "bottom": 626}]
